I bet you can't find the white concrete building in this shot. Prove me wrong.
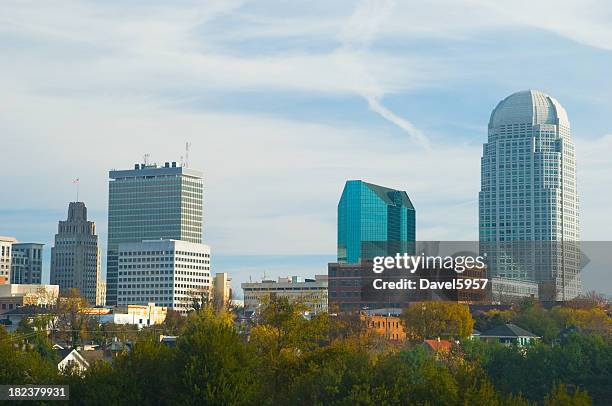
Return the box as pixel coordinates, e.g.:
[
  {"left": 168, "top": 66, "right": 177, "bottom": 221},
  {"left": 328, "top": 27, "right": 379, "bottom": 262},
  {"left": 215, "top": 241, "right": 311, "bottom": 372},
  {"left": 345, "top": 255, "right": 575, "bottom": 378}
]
[
  {"left": 82, "top": 303, "right": 168, "bottom": 329},
  {"left": 0, "top": 236, "right": 17, "bottom": 283},
  {"left": 0, "top": 283, "right": 59, "bottom": 313},
  {"left": 480, "top": 90, "right": 581, "bottom": 301},
  {"left": 117, "top": 239, "right": 211, "bottom": 312},
  {"left": 242, "top": 275, "right": 328, "bottom": 314}
]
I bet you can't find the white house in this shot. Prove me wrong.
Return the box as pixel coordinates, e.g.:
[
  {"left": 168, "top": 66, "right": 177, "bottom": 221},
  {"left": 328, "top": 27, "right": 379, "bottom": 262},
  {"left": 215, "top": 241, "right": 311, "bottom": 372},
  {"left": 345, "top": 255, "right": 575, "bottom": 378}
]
[{"left": 57, "top": 349, "right": 90, "bottom": 373}]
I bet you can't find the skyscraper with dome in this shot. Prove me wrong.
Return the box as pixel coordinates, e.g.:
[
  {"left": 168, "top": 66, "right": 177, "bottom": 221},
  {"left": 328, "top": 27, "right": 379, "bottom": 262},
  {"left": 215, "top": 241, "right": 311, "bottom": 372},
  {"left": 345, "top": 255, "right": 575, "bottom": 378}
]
[{"left": 479, "top": 90, "right": 581, "bottom": 301}]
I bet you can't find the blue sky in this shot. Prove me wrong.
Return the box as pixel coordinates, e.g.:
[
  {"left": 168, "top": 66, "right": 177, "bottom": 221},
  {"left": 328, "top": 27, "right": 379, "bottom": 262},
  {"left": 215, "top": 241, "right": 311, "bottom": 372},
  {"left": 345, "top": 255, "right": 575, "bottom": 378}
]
[{"left": 1, "top": 0, "right": 611, "bottom": 294}]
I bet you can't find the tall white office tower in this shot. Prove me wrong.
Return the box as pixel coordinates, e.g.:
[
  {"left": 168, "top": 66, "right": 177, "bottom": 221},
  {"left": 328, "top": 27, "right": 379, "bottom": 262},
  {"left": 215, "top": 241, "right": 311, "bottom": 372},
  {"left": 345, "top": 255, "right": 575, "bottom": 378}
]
[
  {"left": 479, "top": 90, "right": 580, "bottom": 301},
  {"left": 106, "top": 161, "right": 203, "bottom": 306}
]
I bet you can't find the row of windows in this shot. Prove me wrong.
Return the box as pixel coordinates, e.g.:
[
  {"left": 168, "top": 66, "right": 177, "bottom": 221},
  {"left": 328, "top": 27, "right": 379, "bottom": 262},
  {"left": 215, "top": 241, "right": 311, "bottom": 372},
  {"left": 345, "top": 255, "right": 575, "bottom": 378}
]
[
  {"left": 119, "top": 250, "right": 208, "bottom": 257},
  {"left": 243, "top": 286, "right": 326, "bottom": 292}
]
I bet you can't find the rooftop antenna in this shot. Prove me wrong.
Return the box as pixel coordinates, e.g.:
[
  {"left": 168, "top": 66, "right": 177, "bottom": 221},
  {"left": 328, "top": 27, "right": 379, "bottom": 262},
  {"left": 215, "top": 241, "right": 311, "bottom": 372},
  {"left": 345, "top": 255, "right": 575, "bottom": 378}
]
[
  {"left": 143, "top": 153, "right": 150, "bottom": 166},
  {"left": 185, "top": 142, "right": 192, "bottom": 168}
]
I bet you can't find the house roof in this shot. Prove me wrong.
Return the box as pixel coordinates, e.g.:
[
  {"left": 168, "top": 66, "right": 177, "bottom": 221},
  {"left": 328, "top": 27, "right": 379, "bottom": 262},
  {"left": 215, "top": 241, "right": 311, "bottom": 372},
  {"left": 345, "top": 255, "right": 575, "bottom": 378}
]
[
  {"left": 57, "top": 349, "right": 90, "bottom": 369},
  {"left": 56, "top": 348, "right": 74, "bottom": 360},
  {"left": 423, "top": 339, "right": 452, "bottom": 352},
  {"left": 80, "top": 350, "right": 106, "bottom": 364},
  {"left": 56, "top": 348, "right": 108, "bottom": 368},
  {"left": 480, "top": 323, "right": 537, "bottom": 338}
]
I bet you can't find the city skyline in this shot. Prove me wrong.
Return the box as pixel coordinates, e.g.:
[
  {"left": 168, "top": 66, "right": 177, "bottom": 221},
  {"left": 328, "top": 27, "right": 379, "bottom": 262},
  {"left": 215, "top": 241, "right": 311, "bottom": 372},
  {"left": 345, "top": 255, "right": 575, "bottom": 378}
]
[{"left": 1, "top": 1, "right": 611, "bottom": 295}]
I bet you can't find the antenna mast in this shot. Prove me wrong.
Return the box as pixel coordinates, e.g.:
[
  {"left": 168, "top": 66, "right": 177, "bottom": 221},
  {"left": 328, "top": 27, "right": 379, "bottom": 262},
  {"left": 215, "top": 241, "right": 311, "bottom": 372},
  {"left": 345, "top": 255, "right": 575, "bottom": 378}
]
[{"left": 185, "top": 142, "right": 192, "bottom": 168}]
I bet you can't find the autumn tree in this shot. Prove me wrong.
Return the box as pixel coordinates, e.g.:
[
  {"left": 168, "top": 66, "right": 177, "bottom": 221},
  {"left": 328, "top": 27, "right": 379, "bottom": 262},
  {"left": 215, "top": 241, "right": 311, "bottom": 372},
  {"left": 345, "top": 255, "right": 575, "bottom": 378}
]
[
  {"left": 567, "top": 290, "right": 608, "bottom": 310},
  {"left": 281, "top": 339, "right": 375, "bottom": 405},
  {"left": 160, "top": 309, "right": 188, "bottom": 335},
  {"left": 551, "top": 306, "right": 612, "bottom": 338},
  {"left": 249, "top": 296, "right": 329, "bottom": 403},
  {"left": 0, "top": 328, "right": 58, "bottom": 384},
  {"left": 55, "top": 288, "right": 91, "bottom": 347},
  {"left": 543, "top": 384, "right": 591, "bottom": 406},
  {"left": 176, "top": 307, "right": 259, "bottom": 405},
  {"left": 401, "top": 301, "right": 474, "bottom": 340},
  {"left": 327, "top": 304, "right": 367, "bottom": 341},
  {"left": 474, "top": 309, "right": 516, "bottom": 332},
  {"left": 513, "top": 302, "right": 559, "bottom": 342}
]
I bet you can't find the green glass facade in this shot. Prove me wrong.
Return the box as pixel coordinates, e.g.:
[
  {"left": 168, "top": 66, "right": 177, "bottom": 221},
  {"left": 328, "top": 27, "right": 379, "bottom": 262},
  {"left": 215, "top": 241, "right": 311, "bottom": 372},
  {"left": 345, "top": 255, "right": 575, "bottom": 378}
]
[
  {"left": 106, "top": 162, "right": 203, "bottom": 305},
  {"left": 337, "top": 180, "right": 416, "bottom": 264}
]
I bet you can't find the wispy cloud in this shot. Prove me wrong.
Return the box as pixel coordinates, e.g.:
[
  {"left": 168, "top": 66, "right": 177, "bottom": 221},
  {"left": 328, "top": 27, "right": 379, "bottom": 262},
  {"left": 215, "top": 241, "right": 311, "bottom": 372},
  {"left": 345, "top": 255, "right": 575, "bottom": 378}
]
[
  {"left": 365, "top": 96, "right": 429, "bottom": 147},
  {"left": 336, "top": 0, "right": 430, "bottom": 146}
]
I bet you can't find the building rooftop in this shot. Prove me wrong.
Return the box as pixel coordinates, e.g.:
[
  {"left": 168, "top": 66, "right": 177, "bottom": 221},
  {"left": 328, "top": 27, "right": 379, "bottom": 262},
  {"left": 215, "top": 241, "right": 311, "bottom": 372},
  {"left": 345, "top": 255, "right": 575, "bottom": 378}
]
[
  {"left": 480, "top": 323, "right": 538, "bottom": 338},
  {"left": 423, "top": 339, "right": 452, "bottom": 352},
  {"left": 489, "top": 90, "right": 569, "bottom": 129},
  {"left": 347, "top": 180, "right": 415, "bottom": 210},
  {"left": 109, "top": 162, "right": 203, "bottom": 180},
  {"left": 242, "top": 275, "right": 328, "bottom": 285},
  {"left": 363, "top": 308, "right": 402, "bottom": 317}
]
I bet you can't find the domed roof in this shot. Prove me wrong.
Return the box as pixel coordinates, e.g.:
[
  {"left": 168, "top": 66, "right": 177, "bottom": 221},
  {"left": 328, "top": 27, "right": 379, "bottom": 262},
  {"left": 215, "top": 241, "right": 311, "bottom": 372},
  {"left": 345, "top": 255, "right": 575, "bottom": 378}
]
[{"left": 489, "top": 90, "right": 569, "bottom": 128}]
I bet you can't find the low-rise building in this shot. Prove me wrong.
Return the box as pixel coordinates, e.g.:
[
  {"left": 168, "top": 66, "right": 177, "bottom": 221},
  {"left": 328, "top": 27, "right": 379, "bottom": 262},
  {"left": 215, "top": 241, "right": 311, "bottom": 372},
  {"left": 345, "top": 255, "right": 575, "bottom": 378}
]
[
  {"left": 361, "top": 308, "right": 405, "bottom": 341},
  {"left": 490, "top": 277, "right": 539, "bottom": 304},
  {"left": 0, "top": 283, "right": 59, "bottom": 314},
  {"left": 0, "top": 306, "right": 57, "bottom": 333},
  {"left": 242, "top": 275, "right": 328, "bottom": 314},
  {"left": 81, "top": 303, "right": 167, "bottom": 329},
  {"left": 479, "top": 323, "right": 539, "bottom": 346},
  {"left": 57, "top": 348, "right": 108, "bottom": 373},
  {"left": 159, "top": 335, "right": 178, "bottom": 347}
]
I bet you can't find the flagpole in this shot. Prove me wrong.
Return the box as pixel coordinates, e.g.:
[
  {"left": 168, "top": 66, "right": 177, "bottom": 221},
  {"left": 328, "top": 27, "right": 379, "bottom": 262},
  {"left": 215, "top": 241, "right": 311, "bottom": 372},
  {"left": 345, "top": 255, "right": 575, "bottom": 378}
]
[{"left": 73, "top": 178, "right": 80, "bottom": 202}]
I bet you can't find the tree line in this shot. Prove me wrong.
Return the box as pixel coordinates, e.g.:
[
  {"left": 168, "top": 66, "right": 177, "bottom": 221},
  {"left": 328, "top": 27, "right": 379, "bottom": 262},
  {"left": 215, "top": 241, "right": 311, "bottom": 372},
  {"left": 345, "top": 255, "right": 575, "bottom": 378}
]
[{"left": 1, "top": 296, "right": 610, "bottom": 405}]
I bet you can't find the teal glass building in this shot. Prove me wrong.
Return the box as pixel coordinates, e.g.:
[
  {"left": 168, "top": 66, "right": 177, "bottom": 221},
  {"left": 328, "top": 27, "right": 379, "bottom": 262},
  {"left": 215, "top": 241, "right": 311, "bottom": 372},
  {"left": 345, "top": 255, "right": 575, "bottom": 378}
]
[
  {"left": 338, "top": 180, "right": 416, "bottom": 264},
  {"left": 106, "top": 161, "right": 203, "bottom": 305}
]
